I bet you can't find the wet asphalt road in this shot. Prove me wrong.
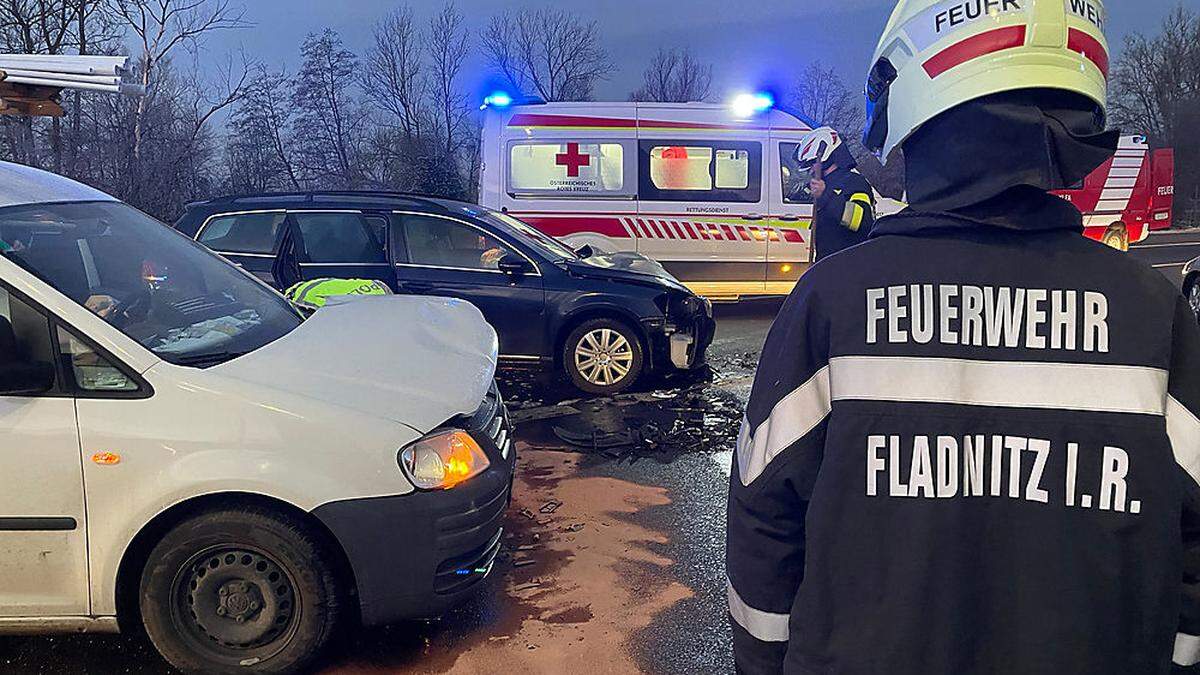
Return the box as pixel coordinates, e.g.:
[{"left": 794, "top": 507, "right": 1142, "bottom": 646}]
[
  {"left": 1131, "top": 229, "right": 1200, "bottom": 287},
  {"left": 1, "top": 233, "right": 1194, "bottom": 675}
]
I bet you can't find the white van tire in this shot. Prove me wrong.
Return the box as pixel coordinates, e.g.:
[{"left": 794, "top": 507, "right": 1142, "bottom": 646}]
[
  {"left": 139, "top": 507, "right": 344, "bottom": 675},
  {"left": 563, "top": 318, "right": 644, "bottom": 395}
]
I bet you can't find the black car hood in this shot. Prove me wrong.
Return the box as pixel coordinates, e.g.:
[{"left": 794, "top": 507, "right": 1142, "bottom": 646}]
[{"left": 564, "top": 252, "right": 683, "bottom": 288}]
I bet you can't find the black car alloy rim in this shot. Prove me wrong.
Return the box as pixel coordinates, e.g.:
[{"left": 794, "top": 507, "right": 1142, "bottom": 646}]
[
  {"left": 170, "top": 544, "right": 300, "bottom": 663},
  {"left": 1190, "top": 282, "right": 1200, "bottom": 319}
]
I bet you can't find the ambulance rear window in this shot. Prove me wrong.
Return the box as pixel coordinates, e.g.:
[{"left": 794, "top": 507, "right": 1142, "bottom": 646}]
[{"left": 508, "top": 141, "right": 631, "bottom": 197}]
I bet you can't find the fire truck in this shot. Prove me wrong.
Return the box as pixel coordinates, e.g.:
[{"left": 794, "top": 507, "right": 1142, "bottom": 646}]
[{"left": 1052, "top": 134, "right": 1175, "bottom": 251}]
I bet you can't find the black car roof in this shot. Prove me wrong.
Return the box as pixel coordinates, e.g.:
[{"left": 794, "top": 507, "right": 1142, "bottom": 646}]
[
  {"left": 176, "top": 190, "right": 535, "bottom": 244},
  {"left": 183, "top": 191, "right": 473, "bottom": 216}
]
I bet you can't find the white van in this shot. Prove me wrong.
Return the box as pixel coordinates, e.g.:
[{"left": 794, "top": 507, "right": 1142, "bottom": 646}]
[
  {"left": 0, "top": 162, "right": 515, "bottom": 673},
  {"left": 480, "top": 100, "right": 822, "bottom": 300}
]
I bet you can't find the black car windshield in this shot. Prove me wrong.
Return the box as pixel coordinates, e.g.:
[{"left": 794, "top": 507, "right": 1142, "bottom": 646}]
[
  {"left": 478, "top": 210, "right": 580, "bottom": 261},
  {"left": 0, "top": 201, "right": 302, "bottom": 366}
]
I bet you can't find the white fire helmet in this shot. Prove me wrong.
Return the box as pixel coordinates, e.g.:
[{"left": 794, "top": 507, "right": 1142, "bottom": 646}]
[
  {"left": 863, "top": 0, "right": 1110, "bottom": 161},
  {"left": 794, "top": 127, "right": 842, "bottom": 171}
]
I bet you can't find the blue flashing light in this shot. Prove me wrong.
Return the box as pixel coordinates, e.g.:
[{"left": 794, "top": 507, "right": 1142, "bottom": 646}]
[
  {"left": 732, "top": 92, "right": 775, "bottom": 118},
  {"left": 481, "top": 91, "right": 514, "bottom": 110}
]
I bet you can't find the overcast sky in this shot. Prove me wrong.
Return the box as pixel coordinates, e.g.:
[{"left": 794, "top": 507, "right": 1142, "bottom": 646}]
[{"left": 204, "top": 0, "right": 1180, "bottom": 104}]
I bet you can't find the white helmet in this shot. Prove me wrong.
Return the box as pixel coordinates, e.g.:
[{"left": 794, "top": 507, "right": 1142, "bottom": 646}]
[
  {"left": 863, "top": 0, "right": 1110, "bottom": 161},
  {"left": 794, "top": 127, "right": 842, "bottom": 171}
]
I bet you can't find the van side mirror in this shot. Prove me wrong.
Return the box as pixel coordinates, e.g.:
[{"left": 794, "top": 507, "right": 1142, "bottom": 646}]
[
  {"left": 0, "top": 361, "right": 55, "bottom": 396},
  {"left": 497, "top": 254, "right": 533, "bottom": 276}
]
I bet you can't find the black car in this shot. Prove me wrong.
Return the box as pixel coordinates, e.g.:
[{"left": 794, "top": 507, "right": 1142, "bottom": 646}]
[
  {"left": 1185, "top": 256, "right": 1200, "bottom": 321},
  {"left": 175, "top": 192, "right": 715, "bottom": 394}
]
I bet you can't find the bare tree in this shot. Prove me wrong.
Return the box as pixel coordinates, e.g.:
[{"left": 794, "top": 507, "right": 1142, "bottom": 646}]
[
  {"left": 786, "top": 61, "right": 864, "bottom": 136},
  {"left": 1110, "top": 4, "right": 1200, "bottom": 225},
  {"left": 110, "top": 0, "right": 246, "bottom": 185},
  {"left": 227, "top": 67, "right": 299, "bottom": 192},
  {"left": 426, "top": 2, "right": 468, "bottom": 158},
  {"left": 361, "top": 5, "right": 423, "bottom": 140},
  {"left": 630, "top": 47, "right": 712, "bottom": 102},
  {"left": 291, "top": 28, "right": 363, "bottom": 189},
  {"left": 481, "top": 8, "right": 612, "bottom": 101},
  {"left": 1109, "top": 4, "right": 1200, "bottom": 141}
]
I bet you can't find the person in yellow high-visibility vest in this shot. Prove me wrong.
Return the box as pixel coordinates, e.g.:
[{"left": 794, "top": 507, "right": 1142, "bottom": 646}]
[{"left": 283, "top": 278, "right": 392, "bottom": 311}]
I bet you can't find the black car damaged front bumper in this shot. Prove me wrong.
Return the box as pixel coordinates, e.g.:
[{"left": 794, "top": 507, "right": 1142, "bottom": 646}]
[{"left": 644, "top": 295, "right": 715, "bottom": 371}]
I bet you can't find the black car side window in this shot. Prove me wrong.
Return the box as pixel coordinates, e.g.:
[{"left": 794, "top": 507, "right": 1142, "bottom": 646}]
[
  {"left": 293, "top": 212, "right": 387, "bottom": 264},
  {"left": 197, "top": 212, "right": 286, "bottom": 254},
  {"left": 401, "top": 215, "right": 512, "bottom": 271}
]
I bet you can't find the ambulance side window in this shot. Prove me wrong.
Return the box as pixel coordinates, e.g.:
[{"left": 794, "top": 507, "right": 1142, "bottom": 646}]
[
  {"left": 780, "top": 142, "right": 815, "bottom": 205},
  {"left": 639, "top": 141, "right": 761, "bottom": 203},
  {"left": 507, "top": 141, "right": 634, "bottom": 199}
]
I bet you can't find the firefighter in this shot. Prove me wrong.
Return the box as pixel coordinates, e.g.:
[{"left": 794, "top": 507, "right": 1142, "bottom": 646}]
[
  {"left": 726, "top": 2, "right": 1200, "bottom": 674},
  {"left": 795, "top": 127, "right": 876, "bottom": 260}
]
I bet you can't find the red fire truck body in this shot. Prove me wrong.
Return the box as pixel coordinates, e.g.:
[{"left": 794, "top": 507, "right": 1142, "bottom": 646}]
[{"left": 1052, "top": 135, "right": 1175, "bottom": 250}]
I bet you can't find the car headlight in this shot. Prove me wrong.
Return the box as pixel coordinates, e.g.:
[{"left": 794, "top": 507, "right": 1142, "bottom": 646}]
[{"left": 399, "top": 430, "right": 490, "bottom": 490}]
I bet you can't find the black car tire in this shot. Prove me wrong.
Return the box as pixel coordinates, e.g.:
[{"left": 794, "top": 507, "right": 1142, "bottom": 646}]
[
  {"left": 1189, "top": 276, "right": 1200, "bottom": 324},
  {"left": 139, "top": 507, "right": 344, "bottom": 675},
  {"left": 563, "top": 318, "right": 644, "bottom": 395}
]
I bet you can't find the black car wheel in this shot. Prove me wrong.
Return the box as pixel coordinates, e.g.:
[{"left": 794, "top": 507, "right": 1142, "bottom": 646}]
[
  {"left": 564, "top": 318, "right": 644, "bottom": 395},
  {"left": 139, "top": 507, "right": 344, "bottom": 675},
  {"left": 1189, "top": 277, "right": 1200, "bottom": 323}
]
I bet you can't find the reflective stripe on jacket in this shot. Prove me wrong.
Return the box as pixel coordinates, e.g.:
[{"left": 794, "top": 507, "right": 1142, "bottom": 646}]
[
  {"left": 284, "top": 278, "right": 392, "bottom": 310},
  {"left": 813, "top": 168, "right": 876, "bottom": 261}
]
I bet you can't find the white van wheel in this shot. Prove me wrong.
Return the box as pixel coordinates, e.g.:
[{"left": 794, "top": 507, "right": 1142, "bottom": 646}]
[
  {"left": 139, "top": 508, "right": 343, "bottom": 675},
  {"left": 564, "top": 319, "right": 644, "bottom": 395}
]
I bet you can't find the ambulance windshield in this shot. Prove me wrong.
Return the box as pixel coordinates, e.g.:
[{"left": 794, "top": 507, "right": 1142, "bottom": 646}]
[{"left": 0, "top": 201, "right": 302, "bottom": 367}]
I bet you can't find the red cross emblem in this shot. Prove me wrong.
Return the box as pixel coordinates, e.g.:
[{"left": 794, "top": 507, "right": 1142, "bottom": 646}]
[{"left": 555, "top": 142, "right": 591, "bottom": 177}]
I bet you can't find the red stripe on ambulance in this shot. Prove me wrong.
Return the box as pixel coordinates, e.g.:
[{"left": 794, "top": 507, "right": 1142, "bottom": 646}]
[{"left": 506, "top": 113, "right": 774, "bottom": 132}]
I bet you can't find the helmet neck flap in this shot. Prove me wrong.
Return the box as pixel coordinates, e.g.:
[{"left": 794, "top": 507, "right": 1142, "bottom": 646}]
[{"left": 902, "top": 89, "right": 1119, "bottom": 213}]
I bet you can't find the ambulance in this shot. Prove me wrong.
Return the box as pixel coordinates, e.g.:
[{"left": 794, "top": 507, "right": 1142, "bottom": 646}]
[
  {"left": 1052, "top": 134, "right": 1175, "bottom": 250},
  {"left": 479, "top": 97, "right": 825, "bottom": 300}
]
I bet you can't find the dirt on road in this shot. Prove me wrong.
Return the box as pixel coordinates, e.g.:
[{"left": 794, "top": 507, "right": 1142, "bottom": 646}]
[{"left": 324, "top": 448, "right": 694, "bottom": 675}]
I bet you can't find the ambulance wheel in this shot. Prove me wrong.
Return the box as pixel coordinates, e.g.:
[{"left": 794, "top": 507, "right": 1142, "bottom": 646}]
[
  {"left": 564, "top": 318, "right": 644, "bottom": 395},
  {"left": 139, "top": 507, "right": 344, "bottom": 675},
  {"left": 1102, "top": 222, "right": 1129, "bottom": 252}
]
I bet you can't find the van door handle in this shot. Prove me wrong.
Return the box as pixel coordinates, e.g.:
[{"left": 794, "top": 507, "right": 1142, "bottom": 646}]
[
  {"left": 778, "top": 215, "right": 800, "bottom": 222},
  {"left": 742, "top": 213, "right": 763, "bottom": 221}
]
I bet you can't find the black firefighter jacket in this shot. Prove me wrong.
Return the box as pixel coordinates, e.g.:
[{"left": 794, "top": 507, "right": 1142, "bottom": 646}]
[
  {"left": 813, "top": 168, "right": 876, "bottom": 261},
  {"left": 727, "top": 190, "right": 1200, "bottom": 675}
]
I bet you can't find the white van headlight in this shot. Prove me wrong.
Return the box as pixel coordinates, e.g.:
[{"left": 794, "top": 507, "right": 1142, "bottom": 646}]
[{"left": 399, "top": 430, "right": 491, "bottom": 489}]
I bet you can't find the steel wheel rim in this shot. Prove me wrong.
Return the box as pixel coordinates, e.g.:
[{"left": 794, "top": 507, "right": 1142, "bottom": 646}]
[
  {"left": 574, "top": 328, "right": 634, "bottom": 386},
  {"left": 169, "top": 544, "right": 301, "bottom": 664}
]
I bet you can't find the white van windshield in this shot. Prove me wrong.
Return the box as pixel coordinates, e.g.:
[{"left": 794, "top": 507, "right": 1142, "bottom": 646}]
[{"left": 0, "top": 201, "right": 302, "bottom": 367}]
